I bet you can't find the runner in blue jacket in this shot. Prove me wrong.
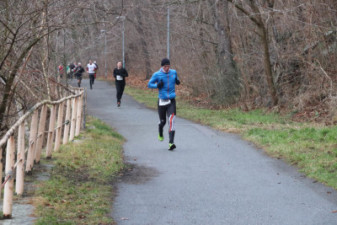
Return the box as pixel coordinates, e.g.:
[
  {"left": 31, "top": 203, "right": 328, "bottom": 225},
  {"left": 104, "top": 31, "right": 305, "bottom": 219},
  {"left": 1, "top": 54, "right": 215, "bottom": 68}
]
[{"left": 148, "top": 58, "right": 180, "bottom": 150}]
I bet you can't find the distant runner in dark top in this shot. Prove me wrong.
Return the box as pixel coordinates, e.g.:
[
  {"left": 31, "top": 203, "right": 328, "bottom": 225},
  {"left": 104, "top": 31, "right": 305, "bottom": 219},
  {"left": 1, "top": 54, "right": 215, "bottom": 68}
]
[
  {"left": 68, "top": 62, "right": 75, "bottom": 80},
  {"left": 74, "top": 62, "right": 85, "bottom": 87},
  {"left": 148, "top": 58, "right": 181, "bottom": 151},
  {"left": 113, "top": 61, "right": 128, "bottom": 107}
]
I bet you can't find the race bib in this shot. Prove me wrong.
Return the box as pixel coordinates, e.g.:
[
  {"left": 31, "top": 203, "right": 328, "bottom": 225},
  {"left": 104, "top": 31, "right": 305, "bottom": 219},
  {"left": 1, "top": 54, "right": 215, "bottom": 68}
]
[
  {"left": 159, "top": 99, "right": 171, "bottom": 106},
  {"left": 116, "top": 75, "right": 123, "bottom": 80}
]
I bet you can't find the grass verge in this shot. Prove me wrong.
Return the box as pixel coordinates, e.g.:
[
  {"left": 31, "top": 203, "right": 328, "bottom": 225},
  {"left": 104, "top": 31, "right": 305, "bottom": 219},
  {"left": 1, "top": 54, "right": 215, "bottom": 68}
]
[
  {"left": 33, "top": 116, "right": 125, "bottom": 225},
  {"left": 125, "top": 86, "right": 337, "bottom": 189}
]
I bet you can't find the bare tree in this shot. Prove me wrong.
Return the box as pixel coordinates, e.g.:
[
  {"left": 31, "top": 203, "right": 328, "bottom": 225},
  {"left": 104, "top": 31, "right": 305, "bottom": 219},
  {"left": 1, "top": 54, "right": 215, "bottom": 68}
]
[
  {"left": 1, "top": 0, "right": 336, "bottom": 130},
  {"left": 227, "top": 0, "right": 278, "bottom": 106}
]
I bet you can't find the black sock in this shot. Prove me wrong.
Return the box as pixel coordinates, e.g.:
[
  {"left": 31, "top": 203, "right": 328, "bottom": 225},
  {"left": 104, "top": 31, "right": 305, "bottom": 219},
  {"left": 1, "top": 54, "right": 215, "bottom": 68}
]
[
  {"left": 159, "top": 125, "right": 163, "bottom": 137},
  {"left": 169, "top": 131, "right": 175, "bottom": 144}
]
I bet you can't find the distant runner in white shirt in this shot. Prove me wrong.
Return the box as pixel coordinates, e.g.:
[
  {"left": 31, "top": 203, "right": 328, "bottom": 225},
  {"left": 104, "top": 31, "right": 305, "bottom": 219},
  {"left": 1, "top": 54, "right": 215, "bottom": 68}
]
[
  {"left": 93, "top": 61, "right": 99, "bottom": 84},
  {"left": 86, "top": 60, "right": 97, "bottom": 89}
]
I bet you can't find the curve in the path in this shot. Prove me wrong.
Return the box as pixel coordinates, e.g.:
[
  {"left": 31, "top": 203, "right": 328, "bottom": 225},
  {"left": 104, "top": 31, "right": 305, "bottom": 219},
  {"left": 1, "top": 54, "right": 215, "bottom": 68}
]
[{"left": 86, "top": 80, "right": 337, "bottom": 225}]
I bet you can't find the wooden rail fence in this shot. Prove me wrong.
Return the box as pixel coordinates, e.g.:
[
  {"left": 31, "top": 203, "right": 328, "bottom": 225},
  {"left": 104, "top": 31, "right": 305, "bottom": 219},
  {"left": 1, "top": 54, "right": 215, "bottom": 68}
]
[{"left": 0, "top": 87, "right": 86, "bottom": 218}]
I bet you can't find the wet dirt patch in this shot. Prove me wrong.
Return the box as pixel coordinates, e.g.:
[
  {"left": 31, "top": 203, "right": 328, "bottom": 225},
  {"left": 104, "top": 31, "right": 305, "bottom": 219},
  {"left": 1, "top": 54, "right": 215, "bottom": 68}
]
[
  {"left": 120, "top": 164, "right": 160, "bottom": 185},
  {"left": 53, "top": 165, "right": 91, "bottom": 184}
]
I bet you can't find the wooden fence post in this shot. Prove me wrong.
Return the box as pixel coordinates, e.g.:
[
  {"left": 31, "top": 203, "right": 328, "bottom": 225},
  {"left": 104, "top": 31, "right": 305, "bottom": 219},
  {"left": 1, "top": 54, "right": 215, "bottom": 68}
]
[
  {"left": 54, "top": 102, "right": 64, "bottom": 151},
  {"left": 82, "top": 91, "right": 87, "bottom": 129},
  {"left": 75, "top": 94, "right": 83, "bottom": 136},
  {"left": 16, "top": 123, "right": 25, "bottom": 195},
  {"left": 69, "top": 98, "right": 77, "bottom": 141},
  {"left": 35, "top": 105, "right": 47, "bottom": 164},
  {"left": 3, "top": 136, "right": 15, "bottom": 218},
  {"left": 46, "top": 105, "right": 56, "bottom": 159},
  {"left": 63, "top": 99, "right": 71, "bottom": 144},
  {"left": 26, "top": 110, "right": 38, "bottom": 173}
]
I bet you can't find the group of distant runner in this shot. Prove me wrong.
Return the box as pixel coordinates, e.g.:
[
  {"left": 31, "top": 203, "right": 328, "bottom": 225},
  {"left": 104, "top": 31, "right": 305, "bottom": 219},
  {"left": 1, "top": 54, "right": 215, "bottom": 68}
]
[
  {"left": 58, "top": 57, "right": 180, "bottom": 151},
  {"left": 58, "top": 61, "right": 99, "bottom": 89}
]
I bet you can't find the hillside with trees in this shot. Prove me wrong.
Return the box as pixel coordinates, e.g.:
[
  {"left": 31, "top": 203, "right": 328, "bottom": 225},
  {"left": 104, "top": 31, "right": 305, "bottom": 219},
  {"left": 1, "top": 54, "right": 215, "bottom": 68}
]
[{"left": 0, "top": 0, "right": 336, "bottom": 136}]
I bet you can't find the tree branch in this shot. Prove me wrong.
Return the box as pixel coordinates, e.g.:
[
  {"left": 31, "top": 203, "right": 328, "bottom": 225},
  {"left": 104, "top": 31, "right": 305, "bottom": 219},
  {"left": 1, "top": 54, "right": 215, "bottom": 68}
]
[{"left": 227, "top": 0, "right": 262, "bottom": 27}]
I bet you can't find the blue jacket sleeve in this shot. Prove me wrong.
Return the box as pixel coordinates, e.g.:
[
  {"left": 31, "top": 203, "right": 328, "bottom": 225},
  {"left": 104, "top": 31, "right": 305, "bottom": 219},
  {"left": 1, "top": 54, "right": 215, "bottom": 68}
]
[{"left": 148, "top": 73, "right": 158, "bottom": 89}]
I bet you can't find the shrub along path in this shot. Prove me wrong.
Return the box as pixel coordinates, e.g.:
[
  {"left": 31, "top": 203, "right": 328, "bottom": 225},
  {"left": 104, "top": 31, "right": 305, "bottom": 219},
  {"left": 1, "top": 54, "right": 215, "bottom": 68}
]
[{"left": 87, "top": 80, "right": 337, "bottom": 225}]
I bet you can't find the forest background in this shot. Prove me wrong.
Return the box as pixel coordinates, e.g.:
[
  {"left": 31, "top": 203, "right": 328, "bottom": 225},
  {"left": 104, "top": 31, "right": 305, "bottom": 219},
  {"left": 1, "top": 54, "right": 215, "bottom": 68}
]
[{"left": 0, "top": 0, "right": 336, "bottom": 136}]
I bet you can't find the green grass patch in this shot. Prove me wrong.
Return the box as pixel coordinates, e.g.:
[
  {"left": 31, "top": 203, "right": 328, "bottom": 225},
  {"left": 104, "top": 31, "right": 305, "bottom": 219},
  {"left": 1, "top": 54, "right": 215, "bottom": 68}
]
[
  {"left": 33, "top": 117, "right": 125, "bottom": 225},
  {"left": 244, "top": 126, "right": 337, "bottom": 187},
  {"left": 125, "top": 86, "right": 337, "bottom": 189},
  {"left": 125, "top": 86, "right": 290, "bottom": 130},
  {"left": 125, "top": 86, "right": 158, "bottom": 109}
]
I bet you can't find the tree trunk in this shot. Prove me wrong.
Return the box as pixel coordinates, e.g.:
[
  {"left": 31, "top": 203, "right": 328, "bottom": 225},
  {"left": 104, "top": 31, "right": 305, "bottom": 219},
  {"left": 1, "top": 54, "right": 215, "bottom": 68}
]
[
  {"left": 214, "top": 0, "right": 240, "bottom": 103},
  {"left": 0, "top": 39, "right": 40, "bottom": 133},
  {"left": 260, "top": 25, "right": 278, "bottom": 106},
  {"left": 248, "top": 0, "right": 278, "bottom": 106},
  {"left": 0, "top": 74, "right": 16, "bottom": 133},
  {"left": 41, "top": 0, "right": 51, "bottom": 100},
  {"left": 227, "top": 0, "right": 279, "bottom": 106},
  {"left": 134, "top": 10, "right": 152, "bottom": 79}
]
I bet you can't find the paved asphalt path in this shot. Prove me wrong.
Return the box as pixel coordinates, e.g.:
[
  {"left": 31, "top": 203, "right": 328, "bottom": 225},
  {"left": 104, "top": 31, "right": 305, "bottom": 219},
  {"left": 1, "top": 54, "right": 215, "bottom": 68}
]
[{"left": 86, "top": 80, "right": 337, "bottom": 225}]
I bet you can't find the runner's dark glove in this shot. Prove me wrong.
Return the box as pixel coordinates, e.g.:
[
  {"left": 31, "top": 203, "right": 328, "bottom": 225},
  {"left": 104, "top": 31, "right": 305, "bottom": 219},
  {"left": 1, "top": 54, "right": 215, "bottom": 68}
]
[
  {"left": 176, "top": 78, "right": 180, "bottom": 85},
  {"left": 157, "top": 80, "right": 164, "bottom": 89}
]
